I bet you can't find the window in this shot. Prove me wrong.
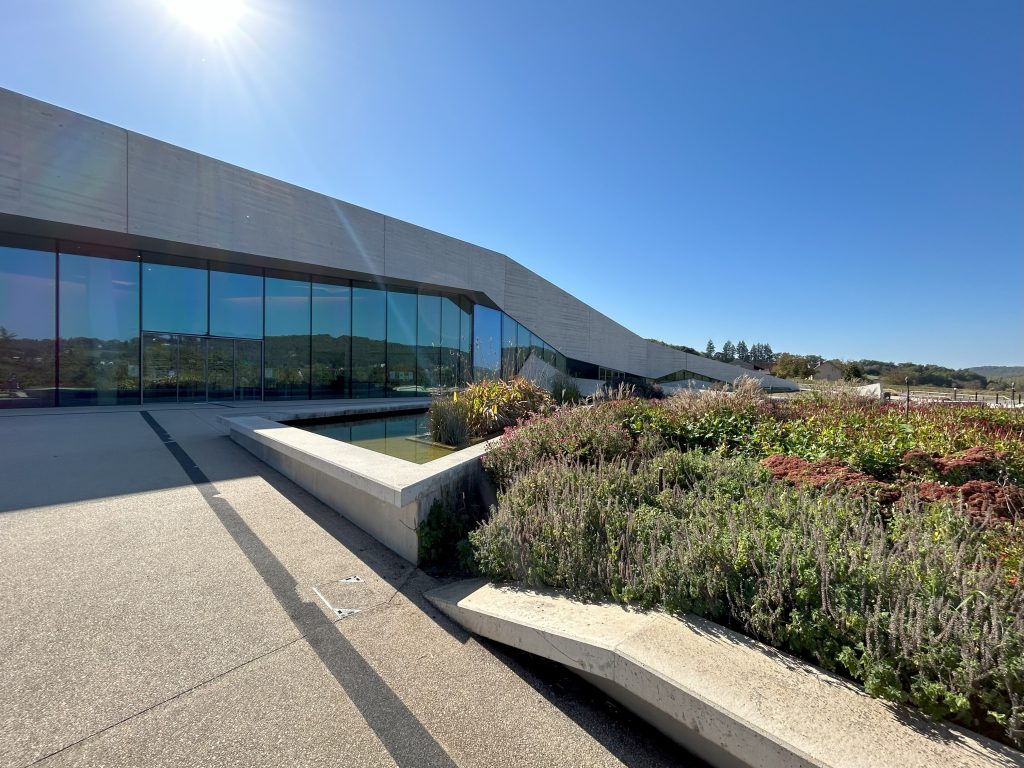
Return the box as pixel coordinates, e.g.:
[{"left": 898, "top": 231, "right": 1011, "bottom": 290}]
[
  {"left": 386, "top": 289, "right": 417, "bottom": 396},
  {"left": 210, "top": 268, "right": 262, "bottom": 339},
  {"left": 264, "top": 277, "right": 311, "bottom": 400},
  {"left": 439, "top": 296, "right": 460, "bottom": 388},
  {"left": 458, "top": 298, "right": 473, "bottom": 384},
  {"left": 501, "top": 314, "right": 519, "bottom": 378},
  {"left": 312, "top": 280, "right": 350, "bottom": 399},
  {"left": 517, "top": 323, "right": 531, "bottom": 374},
  {"left": 0, "top": 243, "right": 56, "bottom": 408},
  {"left": 351, "top": 283, "right": 386, "bottom": 397},
  {"left": 141, "top": 260, "right": 207, "bottom": 335},
  {"left": 58, "top": 252, "right": 139, "bottom": 405},
  {"left": 417, "top": 294, "right": 442, "bottom": 392},
  {"left": 472, "top": 305, "right": 501, "bottom": 380}
]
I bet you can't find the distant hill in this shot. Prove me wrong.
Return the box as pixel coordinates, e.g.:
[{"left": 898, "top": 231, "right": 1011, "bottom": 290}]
[{"left": 970, "top": 366, "right": 1024, "bottom": 379}]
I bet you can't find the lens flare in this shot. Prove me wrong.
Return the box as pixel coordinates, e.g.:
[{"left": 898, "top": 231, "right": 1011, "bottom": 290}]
[{"left": 164, "top": 0, "right": 246, "bottom": 38}]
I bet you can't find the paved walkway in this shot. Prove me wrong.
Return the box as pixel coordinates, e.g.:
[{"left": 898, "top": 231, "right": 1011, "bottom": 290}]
[{"left": 0, "top": 403, "right": 691, "bottom": 767}]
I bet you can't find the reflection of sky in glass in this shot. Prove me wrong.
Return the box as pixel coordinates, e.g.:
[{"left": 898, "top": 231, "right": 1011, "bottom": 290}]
[
  {"left": 387, "top": 290, "right": 416, "bottom": 346},
  {"left": 142, "top": 262, "right": 207, "bottom": 335},
  {"left": 59, "top": 253, "right": 138, "bottom": 341},
  {"left": 0, "top": 246, "right": 54, "bottom": 340},
  {"left": 265, "top": 278, "right": 310, "bottom": 336},
  {"left": 473, "top": 305, "right": 501, "bottom": 374},
  {"left": 352, "top": 286, "right": 385, "bottom": 341},
  {"left": 210, "top": 270, "right": 262, "bottom": 339},
  {"left": 417, "top": 294, "right": 440, "bottom": 347},
  {"left": 441, "top": 297, "right": 460, "bottom": 349},
  {"left": 312, "top": 283, "right": 350, "bottom": 337}
]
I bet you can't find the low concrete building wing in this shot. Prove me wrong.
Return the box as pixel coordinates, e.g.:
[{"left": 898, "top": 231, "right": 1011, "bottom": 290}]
[{"left": 0, "top": 87, "right": 797, "bottom": 409}]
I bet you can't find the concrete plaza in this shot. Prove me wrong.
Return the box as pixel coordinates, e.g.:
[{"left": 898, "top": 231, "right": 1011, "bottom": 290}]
[{"left": 0, "top": 402, "right": 691, "bottom": 767}]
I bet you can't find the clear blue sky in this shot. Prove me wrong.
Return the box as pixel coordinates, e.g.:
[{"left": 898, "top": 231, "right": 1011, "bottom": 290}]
[{"left": 3, "top": 1, "right": 1021, "bottom": 368}]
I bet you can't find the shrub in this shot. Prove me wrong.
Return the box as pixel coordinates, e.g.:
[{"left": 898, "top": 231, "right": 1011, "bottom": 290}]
[
  {"left": 460, "top": 377, "right": 553, "bottom": 438},
  {"left": 427, "top": 395, "right": 471, "bottom": 446},
  {"left": 471, "top": 449, "right": 1024, "bottom": 748},
  {"left": 550, "top": 373, "right": 583, "bottom": 405}
]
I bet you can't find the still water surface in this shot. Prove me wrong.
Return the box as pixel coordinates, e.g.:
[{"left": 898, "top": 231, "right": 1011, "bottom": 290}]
[{"left": 293, "top": 410, "right": 453, "bottom": 464}]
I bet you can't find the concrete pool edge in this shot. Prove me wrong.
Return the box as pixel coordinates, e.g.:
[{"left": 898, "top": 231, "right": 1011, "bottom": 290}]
[{"left": 221, "top": 410, "right": 495, "bottom": 563}]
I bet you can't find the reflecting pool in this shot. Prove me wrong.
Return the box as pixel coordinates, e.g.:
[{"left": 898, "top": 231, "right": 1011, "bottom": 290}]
[{"left": 290, "top": 409, "right": 453, "bottom": 464}]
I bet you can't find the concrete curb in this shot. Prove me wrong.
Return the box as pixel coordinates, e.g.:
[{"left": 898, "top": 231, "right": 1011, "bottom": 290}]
[{"left": 426, "top": 580, "right": 1023, "bottom": 768}]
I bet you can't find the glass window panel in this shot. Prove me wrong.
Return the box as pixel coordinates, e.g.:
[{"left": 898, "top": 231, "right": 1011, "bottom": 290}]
[
  {"left": 417, "top": 294, "right": 441, "bottom": 392},
  {"left": 264, "top": 277, "right": 310, "bottom": 400},
  {"left": 58, "top": 253, "right": 139, "bottom": 406},
  {"left": 207, "top": 337, "right": 235, "bottom": 401},
  {"left": 517, "top": 323, "right": 531, "bottom": 374},
  {"left": 0, "top": 245, "right": 55, "bottom": 408},
  {"left": 386, "top": 289, "right": 417, "bottom": 397},
  {"left": 472, "top": 305, "right": 501, "bottom": 381},
  {"left": 501, "top": 314, "right": 519, "bottom": 378},
  {"left": 436, "top": 297, "right": 460, "bottom": 389},
  {"left": 177, "top": 335, "right": 207, "bottom": 402},
  {"left": 142, "top": 333, "right": 177, "bottom": 402},
  {"left": 235, "top": 340, "right": 262, "bottom": 400},
  {"left": 351, "top": 284, "right": 386, "bottom": 398},
  {"left": 312, "top": 281, "right": 350, "bottom": 399},
  {"left": 142, "top": 262, "right": 207, "bottom": 335},
  {"left": 210, "top": 269, "right": 262, "bottom": 339}
]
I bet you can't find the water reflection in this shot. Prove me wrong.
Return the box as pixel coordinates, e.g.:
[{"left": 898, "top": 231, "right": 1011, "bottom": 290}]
[{"left": 294, "top": 411, "right": 453, "bottom": 464}]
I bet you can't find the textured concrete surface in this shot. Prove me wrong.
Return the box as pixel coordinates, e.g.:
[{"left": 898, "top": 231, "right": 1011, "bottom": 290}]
[
  {"left": 223, "top": 413, "right": 492, "bottom": 563},
  {"left": 0, "top": 85, "right": 795, "bottom": 391},
  {"left": 427, "top": 581, "right": 1024, "bottom": 768},
  {"left": 0, "top": 406, "right": 692, "bottom": 767}
]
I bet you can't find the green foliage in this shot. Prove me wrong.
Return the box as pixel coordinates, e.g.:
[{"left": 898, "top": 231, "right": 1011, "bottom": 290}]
[
  {"left": 550, "top": 373, "right": 583, "bottom": 405},
  {"left": 773, "top": 352, "right": 816, "bottom": 380},
  {"left": 418, "top": 494, "right": 484, "bottom": 574},
  {"left": 472, "top": 450, "right": 1024, "bottom": 747},
  {"left": 427, "top": 396, "right": 471, "bottom": 446}
]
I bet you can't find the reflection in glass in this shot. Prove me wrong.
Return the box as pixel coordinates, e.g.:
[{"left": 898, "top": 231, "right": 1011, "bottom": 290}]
[
  {"left": 312, "top": 281, "right": 350, "bottom": 399},
  {"left": 458, "top": 298, "right": 473, "bottom": 385},
  {"left": 264, "top": 277, "right": 311, "bottom": 400},
  {"left": 472, "top": 305, "right": 501, "bottom": 380},
  {"left": 143, "top": 333, "right": 177, "bottom": 402},
  {"left": 386, "top": 289, "right": 417, "bottom": 396},
  {"left": 417, "top": 294, "right": 441, "bottom": 392},
  {"left": 207, "top": 337, "right": 234, "bottom": 401},
  {"left": 178, "top": 335, "right": 206, "bottom": 402},
  {"left": 517, "top": 323, "right": 531, "bottom": 373},
  {"left": 58, "top": 253, "right": 139, "bottom": 406},
  {"left": 235, "top": 340, "right": 262, "bottom": 400},
  {"left": 210, "top": 269, "right": 262, "bottom": 339},
  {"left": 438, "top": 297, "right": 460, "bottom": 388},
  {"left": 352, "top": 284, "right": 386, "bottom": 398},
  {"left": 501, "top": 314, "right": 518, "bottom": 378},
  {"left": 0, "top": 245, "right": 55, "bottom": 408},
  {"left": 142, "top": 262, "right": 207, "bottom": 335}
]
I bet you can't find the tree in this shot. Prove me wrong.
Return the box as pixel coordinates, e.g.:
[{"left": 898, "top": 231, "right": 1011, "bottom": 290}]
[
  {"left": 773, "top": 353, "right": 814, "bottom": 380},
  {"left": 721, "top": 340, "right": 736, "bottom": 362},
  {"left": 705, "top": 339, "right": 715, "bottom": 358},
  {"left": 841, "top": 362, "right": 864, "bottom": 382},
  {"left": 736, "top": 340, "right": 749, "bottom": 362}
]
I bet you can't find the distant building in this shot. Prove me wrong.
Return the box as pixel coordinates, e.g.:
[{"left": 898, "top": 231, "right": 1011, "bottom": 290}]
[{"left": 813, "top": 361, "right": 845, "bottom": 382}]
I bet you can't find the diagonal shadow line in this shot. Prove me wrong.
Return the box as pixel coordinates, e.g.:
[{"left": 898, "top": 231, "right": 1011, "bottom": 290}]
[{"left": 139, "top": 411, "right": 455, "bottom": 768}]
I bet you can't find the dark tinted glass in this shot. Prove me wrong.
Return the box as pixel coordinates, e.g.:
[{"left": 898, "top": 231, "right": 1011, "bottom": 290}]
[
  {"left": 142, "top": 333, "right": 177, "bottom": 402},
  {"left": 501, "top": 314, "right": 518, "bottom": 378},
  {"left": 312, "top": 281, "right": 350, "bottom": 399},
  {"left": 210, "top": 269, "right": 262, "bottom": 339},
  {"left": 58, "top": 253, "right": 139, "bottom": 405},
  {"left": 142, "top": 262, "right": 207, "bottom": 335},
  {"left": 0, "top": 245, "right": 55, "bottom": 408},
  {"left": 264, "top": 277, "right": 311, "bottom": 400},
  {"left": 386, "top": 289, "right": 417, "bottom": 396},
  {"left": 351, "top": 284, "right": 386, "bottom": 397},
  {"left": 417, "top": 294, "right": 441, "bottom": 391},
  {"left": 517, "top": 324, "right": 531, "bottom": 373},
  {"left": 439, "top": 297, "right": 460, "bottom": 388},
  {"left": 472, "top": 305, "right": 501, "bottom": 380},
  {"left": 459, "top": 298, "right": 473, "bottom": 384}
]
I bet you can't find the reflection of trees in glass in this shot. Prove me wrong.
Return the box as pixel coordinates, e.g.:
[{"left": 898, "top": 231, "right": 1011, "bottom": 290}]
[
  {"left": 58, "top": 336, "right": 140, "bottom": 404},
  {"left": 0, "top": 328, "right": 54, "bottom": 395}
]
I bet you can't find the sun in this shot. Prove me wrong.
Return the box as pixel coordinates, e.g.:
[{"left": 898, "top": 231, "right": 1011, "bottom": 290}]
[{"left": 164, "top": 0, "right": 246, "bottom": 38}]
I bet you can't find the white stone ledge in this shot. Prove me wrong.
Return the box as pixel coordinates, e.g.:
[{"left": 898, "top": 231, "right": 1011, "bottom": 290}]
[{"left": 426, "top": 580, "right": 1022, "bottom": 768}]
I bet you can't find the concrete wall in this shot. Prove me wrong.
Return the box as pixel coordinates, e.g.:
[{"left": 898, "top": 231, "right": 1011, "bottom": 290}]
[{"left": 0, "top": 87, "right": 796, "bottom": 391}]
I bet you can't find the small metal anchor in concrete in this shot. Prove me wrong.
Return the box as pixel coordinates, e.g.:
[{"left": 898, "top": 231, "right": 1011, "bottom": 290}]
[{"left": 339, "top": 575, "right": 363, "bottom": 584}]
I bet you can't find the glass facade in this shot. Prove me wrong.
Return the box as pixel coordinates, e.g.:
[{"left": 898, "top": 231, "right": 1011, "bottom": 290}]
[
  {"left": 58, "top": 251, "right": 139, "bottom": 406},
  {"left": 264, "top": 277, "right": 311, "bottom": 400},
  {"left": 0, "top": 244, "right": 55, "bottom": 408},
  {"left": 0, "top": 235, "right": 570, "bottom": 408},
  {"left": 351, "top": 283, "right": 386, "bottom": 398},
  {"left": 312, "top": 280, "right": 350, "bottom": 399}
]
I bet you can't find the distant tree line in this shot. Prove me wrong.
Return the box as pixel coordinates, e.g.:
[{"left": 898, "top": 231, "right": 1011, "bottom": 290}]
[{"left": 704, "top": 339, "right": 776, "bottom": 365}]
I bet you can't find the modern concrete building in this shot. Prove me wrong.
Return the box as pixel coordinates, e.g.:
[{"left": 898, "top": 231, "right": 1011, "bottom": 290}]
[{"left": 0, "top": 87, "right": 795, "bottom": 408}]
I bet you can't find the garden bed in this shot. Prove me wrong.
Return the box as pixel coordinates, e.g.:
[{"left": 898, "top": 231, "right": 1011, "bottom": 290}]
[{"left": 464, "top": 382, "right": 1024, "bottom": 750}]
